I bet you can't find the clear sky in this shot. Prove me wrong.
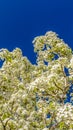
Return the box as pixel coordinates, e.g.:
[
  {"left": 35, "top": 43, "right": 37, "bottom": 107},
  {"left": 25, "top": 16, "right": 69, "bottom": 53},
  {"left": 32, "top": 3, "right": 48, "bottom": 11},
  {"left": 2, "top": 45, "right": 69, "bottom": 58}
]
[{"left": 0, "top": 0, "right": 73, "bottom": 63}]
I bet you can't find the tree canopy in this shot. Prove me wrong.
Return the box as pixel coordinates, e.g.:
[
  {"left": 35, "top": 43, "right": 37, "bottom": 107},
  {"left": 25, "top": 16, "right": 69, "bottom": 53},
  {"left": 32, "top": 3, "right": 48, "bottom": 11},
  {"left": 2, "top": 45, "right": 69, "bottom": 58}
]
[{"left": 0, "top": 31, "right": 73, "bottom": 130}]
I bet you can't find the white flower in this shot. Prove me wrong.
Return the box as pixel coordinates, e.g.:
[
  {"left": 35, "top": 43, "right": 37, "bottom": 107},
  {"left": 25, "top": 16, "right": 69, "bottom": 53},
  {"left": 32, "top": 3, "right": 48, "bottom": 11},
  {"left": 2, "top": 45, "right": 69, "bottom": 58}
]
[
  {"left": 42, "top": 128, "right": 48, "bottom": 130},
  {"left": 70, "top": 56, "right": 73, "bottom": 68},
  {"left": 0, "top": 31, "right": 73, "bottom": 130}
]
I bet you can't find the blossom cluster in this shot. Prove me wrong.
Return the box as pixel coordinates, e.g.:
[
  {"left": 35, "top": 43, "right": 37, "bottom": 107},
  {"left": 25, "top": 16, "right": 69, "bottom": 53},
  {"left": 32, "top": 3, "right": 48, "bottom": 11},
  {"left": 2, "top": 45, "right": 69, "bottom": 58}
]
[
  {"left": 56, "top": 103, "right": 73, "bottom": 125},
  {"left": 0, "top": 31, "right": 73, "bottom": 130}
]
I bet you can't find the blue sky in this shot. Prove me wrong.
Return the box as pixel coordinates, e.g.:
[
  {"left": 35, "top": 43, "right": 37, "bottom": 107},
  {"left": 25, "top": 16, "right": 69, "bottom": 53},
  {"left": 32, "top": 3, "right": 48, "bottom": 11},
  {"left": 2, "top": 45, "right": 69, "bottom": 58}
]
[
  {"left": 0, "top": 0, "right": 73, "bottom": 104},
  {"left": 0, "top": 0, "right": 73, "bottom": 63}
]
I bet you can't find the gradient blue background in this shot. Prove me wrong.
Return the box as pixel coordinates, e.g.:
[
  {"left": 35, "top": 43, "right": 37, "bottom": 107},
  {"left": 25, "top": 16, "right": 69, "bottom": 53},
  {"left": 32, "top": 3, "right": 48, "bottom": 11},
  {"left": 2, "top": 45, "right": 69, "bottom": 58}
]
[
  {"left": 0, "top": 0, "right": 73, "bottom": 63},
  {"left": 0, "top": 0, "right": 73, "bottom": 103}
]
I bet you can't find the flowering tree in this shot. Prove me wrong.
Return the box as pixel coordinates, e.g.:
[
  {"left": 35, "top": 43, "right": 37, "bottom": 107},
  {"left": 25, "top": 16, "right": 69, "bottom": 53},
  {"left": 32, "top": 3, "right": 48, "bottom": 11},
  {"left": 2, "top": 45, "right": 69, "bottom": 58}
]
[{"left": 0, "top": 31, "right": 73, "bottom": 130}]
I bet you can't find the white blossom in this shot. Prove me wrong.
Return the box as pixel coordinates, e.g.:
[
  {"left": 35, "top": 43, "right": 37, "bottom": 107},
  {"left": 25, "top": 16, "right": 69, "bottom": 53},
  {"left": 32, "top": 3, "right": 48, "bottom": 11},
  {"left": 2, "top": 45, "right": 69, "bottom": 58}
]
[{"left": 0, "top": 31, "right": 73, "bottom": 130}]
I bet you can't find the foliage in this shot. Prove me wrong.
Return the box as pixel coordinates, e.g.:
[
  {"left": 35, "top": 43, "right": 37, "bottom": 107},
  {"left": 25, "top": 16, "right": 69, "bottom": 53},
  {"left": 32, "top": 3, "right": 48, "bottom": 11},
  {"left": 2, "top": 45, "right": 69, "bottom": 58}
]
[{"left": 0, "top": 31, "right": 73, "bottom": 130}]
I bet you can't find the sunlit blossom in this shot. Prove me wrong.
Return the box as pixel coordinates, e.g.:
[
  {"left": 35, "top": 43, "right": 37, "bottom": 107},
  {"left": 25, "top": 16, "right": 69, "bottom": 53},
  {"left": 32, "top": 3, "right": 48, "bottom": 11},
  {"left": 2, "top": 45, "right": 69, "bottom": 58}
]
[{"left": 0, "top": 31, "right": 73, "bottom": 130}]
